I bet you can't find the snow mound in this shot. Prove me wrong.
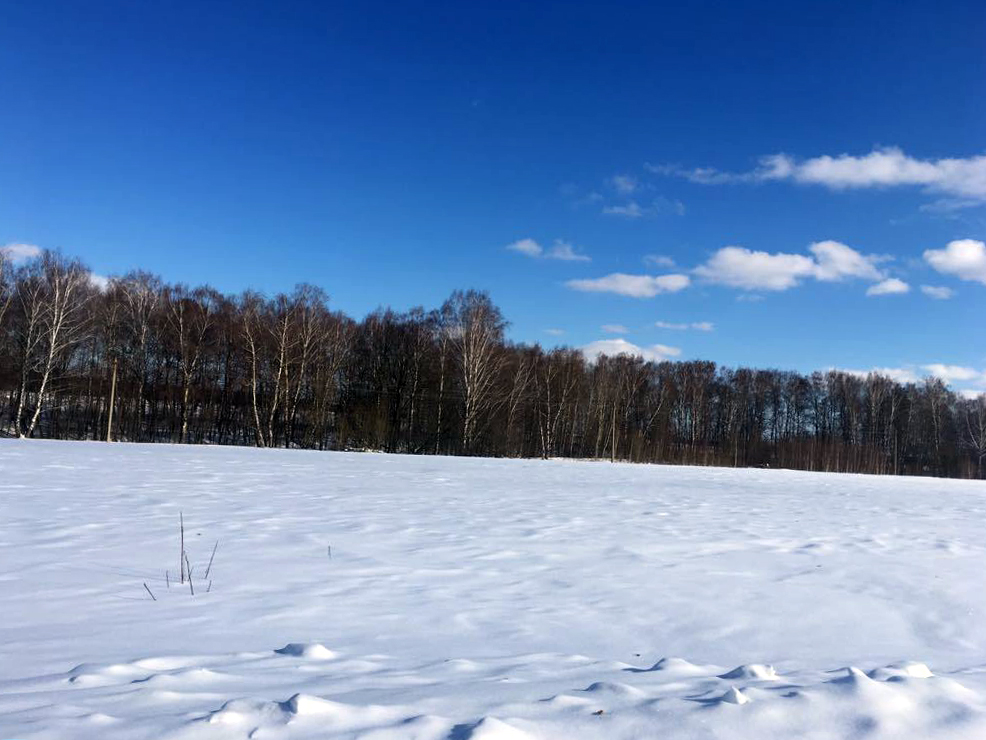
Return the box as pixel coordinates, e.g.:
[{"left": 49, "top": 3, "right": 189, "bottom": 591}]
[
  {"left": 283, "top": 693, "right": 348, "bottom": 716},
  {"left": 718, "top": 664, "right": 779, "bottom": 681},
  {"left": 642, "top": 656, "right": 713, "bottom": 675},
  {"left": 869, "top": 661, "right": 934, "bottom": 680},
  {"left": 719, "top": 686, "right": 750, "bottom": 705},
  {"left": 204, "top": 693, "right": 408, "bottom": 733},
  {"left": 136, "top": 667, "right": 226, "bottom": 686},
  {"left": 454, "top": 717, "right": 535, "bottom": 739},
  {"left": 206, "top": 698, "right": 286, "bottom": 726},
  {"left": 67, "top": 662, "right": 146, "bottom": 686},
  {"left": 581, "top": 680, "right": 647, "bottom": 698},
  {"left": 275, "top": 642, "right": 338, "bottom": 659}
]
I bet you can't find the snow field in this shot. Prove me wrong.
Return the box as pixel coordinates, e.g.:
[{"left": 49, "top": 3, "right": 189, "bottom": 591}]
[{"left": 1, "top": 440, "right": 986, "bottom": 738}]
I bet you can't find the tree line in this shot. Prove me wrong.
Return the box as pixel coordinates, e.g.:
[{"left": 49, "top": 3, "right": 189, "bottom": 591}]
[{"left": 1, "top": 249, "right": 984, "bottom": 478}]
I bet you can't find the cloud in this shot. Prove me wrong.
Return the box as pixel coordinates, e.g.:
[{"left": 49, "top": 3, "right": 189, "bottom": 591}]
[
  {"left": 603, "top": 197, "right": 685, "bottom": 219},
  {"left": 921, "top": 364, "right": 984, "bottom": 383},
  {"left": 609, "top": 174, "right": 638, "bottom": 194},
  {"left": 89, "top": 273, "right": 110, "bottom": 291},
  {"left": 643, "top": 254, "right": 676, "bottom": 268},
  {"left": 839, "top": 364, "right": 986, "bottom": 396},
  {"left": 603, "top": 201, "right": 645, "bottom": 218},
  {"left": 506, "top": 238, "right": 542, "bottom": 257},
  {"left": 693, "top": 246, "right": 817, "bottom": 291},
  {"left": 653, "top": 147, "right": 986, "bottom": 203},
  {"left": 959, "top": 389, "right": 986, "bottom": 400},
  {"left": 0, "top": 242, "right": 42, "bottom": 263},
  {"left": 809, "top": 240, "right": 886, "bottom": 281},
  {"left": 645, "top": 162, "right": 746, "bottom": 185},
  {"left": 695, "top": 241, "right": 893, "bottom": 293},
  {"left": 566, "top": 273, "right": 690, "bottom": 298},
  {"left": 919, "top": 198, "right": 982, "bottom": 214},
  {"left": 544, "top": 328, "right": 565, "bottom": 336},
  {"left": 866, "top": 278, "right": 910, "bottom": 296},
  {"left": 581, "top": 338, "right": 681, "bottom": 363},
  {"left": 545, "top": 240, "right": 591, "bottom": 262},
  {"left": 923, "top": 239, "right": 986, "bottom": 285},
  {"left": 601, "top": 324, "right": 629, "bottom": 334},
  {"left": 920, "top": 285, "right": 954, "bottom": 299},
  {"left": 922, "top": 365, "right": 986, "bottom": 399},
  {"left": 506, "top": 238, "right": 590, "bottom": 262},
  {"left": 839, "top": 366, "right": 919, "bottom": 383},
  {"left": 655, "top": 320, "right": 714, "bottom": 331}
]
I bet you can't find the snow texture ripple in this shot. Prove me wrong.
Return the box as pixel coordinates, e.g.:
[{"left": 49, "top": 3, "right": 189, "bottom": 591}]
[{"left": 2, "top": 440, "right": 986, "bottom": 738}]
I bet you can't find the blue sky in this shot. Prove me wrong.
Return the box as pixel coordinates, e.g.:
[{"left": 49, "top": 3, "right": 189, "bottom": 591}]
[{"left": 2, "top": 0, "right": 985, "bottom": 392}]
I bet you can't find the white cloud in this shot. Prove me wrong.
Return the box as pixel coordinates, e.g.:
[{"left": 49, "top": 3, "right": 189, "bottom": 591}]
[
  {"left": 655, "top": 320, "right": 714, "bottom": 331},
  {"left": 695, "top": 242, "right": 896, "bottom": 293},
  {"left": 506, "top": 238, "right": 542, "bottom": 257},
  {"left": 603, "top": 197, "right": 685, "bottom": 219},
  {"left": 89, "top": 273, "right": 110, "bottom": 291},
  {"left": 919, "top": 198, "right": 982, "bottom": 214},
  {"left": 603, "top": 201, "right": 645, "bottom": 218},
  {"left": 653, "top": 147, "right": 986, "bottom": 203},
  {"left": 601, "top": 324, "right": 629, "bottom": 334},
  {"left": 566, "top": 273, "right": 690, "bottom": 298},
  {"left": 581, "top": 338, "right": 681, "bottom": 363},
  {"left": 645, "top": 162, "right": 744, "bottom": 185},
  {"left": 544, "top": 328, "right": 565, "bottom": 336},
  {"left": 0, "top": 242, "right": 42, "bottom": 263},
  {"left": 920, "top": 285, "right": 954, "bottom": 299},
  {"left": 921, "top": 364, "right": 984, "bottom": 383},
  {"left": 809, "top": 240, "right": 885, "bottom": 281},
  {"left": 922, "top": 365, "right": 986, "bottom": 399},
  {"left": 643, "top": 254, "right": 676, "bottom": 268},
  {"left": 840, "top": 364, "right": 986, "bottom": 395},
  {"left": 866, "top": 278, "right": 910, "bottom": 296},
  {"left": 769, "top": 149, "right": 986, "bottom": 200},
  {"left": 959, "top": 389, "right": 986, "bottom": 400},
  {"left": 506, "top": 238, "right": 590, "bottom": 262},
  {"left": 609, "top": 174, "right": 638, "bottom": 194},
  {"left": 693, "top": 246, "right": 817, "bottom": 291},
  {"left": 840, "top": 366, "right": 919, "bottom": 383},
  {"left": 923, "top": 239, "right": 986, "bottom": 285},
  {"left": 545, "top": 240, "right": 591, "bottom": 262}
]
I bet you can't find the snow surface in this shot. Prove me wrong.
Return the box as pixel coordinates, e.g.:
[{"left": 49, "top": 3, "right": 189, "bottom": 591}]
[{"left": 2, "top": 439, "right": 986, "bottom": 739}]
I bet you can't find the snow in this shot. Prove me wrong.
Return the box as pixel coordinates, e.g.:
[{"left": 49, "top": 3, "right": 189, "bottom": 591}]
[{"left": 2, "top": 439, "right": 986, "bottom": 739}]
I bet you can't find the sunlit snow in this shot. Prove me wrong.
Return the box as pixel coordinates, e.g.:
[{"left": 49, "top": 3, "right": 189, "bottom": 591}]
[{"left": 2, "top": 440, "right": 986, "bottom": 738}]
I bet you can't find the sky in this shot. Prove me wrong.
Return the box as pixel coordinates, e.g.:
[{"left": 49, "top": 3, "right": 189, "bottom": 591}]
[{"left": 2, "top": 0, "right": 985, "bottom": 394}]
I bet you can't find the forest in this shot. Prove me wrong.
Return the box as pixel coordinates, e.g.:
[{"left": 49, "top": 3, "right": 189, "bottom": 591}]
[{"left": 1, "top": 249, "right": 984, "bottom": 478}]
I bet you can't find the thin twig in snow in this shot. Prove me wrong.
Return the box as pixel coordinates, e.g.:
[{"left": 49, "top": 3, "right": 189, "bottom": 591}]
[
  {"left": 185, "top": 553, "right": 194, "bottom": 596},
  {"left": 204, "top": 539, "right": 219, "bottom": 580},
  {"left": 143, "top": 582, "right": 157, "bottom": 601}
]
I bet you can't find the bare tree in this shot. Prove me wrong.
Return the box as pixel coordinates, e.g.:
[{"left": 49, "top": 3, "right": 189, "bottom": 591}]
[
  {"left": 961, "top": 395, "right": 986, "bottom": 479},
  {"left": 164, "top": 285, "right": 218, "bottom": 443},
  {"left": 0, "top": 249, "right": 13, "bottom": 332},
  {"left": 116, "top": 271, "right": 162, "bottom": 437},
  {"left": 0, "top": 242, "right": 980, "bottom": 478},
  {"left": 20, "top": 252, "right": 93, "bottom": 437},
  {"left": 443, "top": 290, "right": 507, "bottom": 454}
]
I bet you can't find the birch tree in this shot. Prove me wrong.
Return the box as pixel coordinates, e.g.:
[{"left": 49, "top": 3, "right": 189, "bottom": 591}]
[
  {"left": 20, "top": 252, "right": 93, "bottom": 437},
  {"left": 443, "top": 290, "right": 506, "bottom": 454}
]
